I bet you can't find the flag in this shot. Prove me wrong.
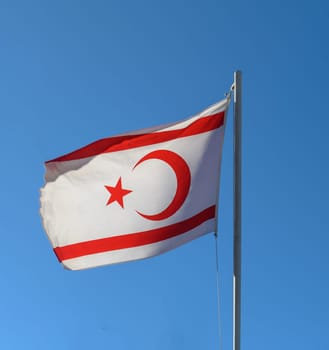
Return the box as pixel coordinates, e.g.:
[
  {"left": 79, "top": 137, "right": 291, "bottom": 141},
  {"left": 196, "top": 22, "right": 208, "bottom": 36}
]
[{"left": 40, "top": 97, "right": 230, "bottom": 270}]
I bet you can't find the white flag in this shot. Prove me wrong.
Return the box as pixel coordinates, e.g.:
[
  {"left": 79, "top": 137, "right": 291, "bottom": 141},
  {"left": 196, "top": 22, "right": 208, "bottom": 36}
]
[{"left": 40, "top": 97, "right": 230, "bottom": 270}]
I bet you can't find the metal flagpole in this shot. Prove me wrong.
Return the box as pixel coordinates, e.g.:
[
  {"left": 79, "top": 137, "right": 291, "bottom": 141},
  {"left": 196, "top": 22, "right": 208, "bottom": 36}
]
[{"left": 233, "top": 70, "right": 242, "bottom": 350}]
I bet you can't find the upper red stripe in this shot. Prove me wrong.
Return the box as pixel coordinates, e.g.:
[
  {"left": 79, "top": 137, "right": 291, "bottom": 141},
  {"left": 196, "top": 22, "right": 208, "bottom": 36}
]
[
  {"left": 46, "top": 112, "right": 225, "bottom": 163},
  {"left": 53, "top": 205, "right": 216, "bottom": 262}
]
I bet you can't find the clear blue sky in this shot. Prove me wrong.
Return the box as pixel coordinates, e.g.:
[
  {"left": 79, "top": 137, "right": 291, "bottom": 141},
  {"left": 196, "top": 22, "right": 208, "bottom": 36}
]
[{"left": 1, "top": 1, "right": 328, "bottom": 349}]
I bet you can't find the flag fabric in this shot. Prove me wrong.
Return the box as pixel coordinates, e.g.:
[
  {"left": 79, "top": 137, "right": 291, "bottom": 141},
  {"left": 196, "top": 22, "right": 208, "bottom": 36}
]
[{"left": 40, "top": 97, "right": 230, "bottom": 270}]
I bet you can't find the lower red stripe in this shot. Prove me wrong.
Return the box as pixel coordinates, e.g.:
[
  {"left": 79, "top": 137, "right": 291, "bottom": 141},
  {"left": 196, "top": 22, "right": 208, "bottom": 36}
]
[{"left": 54, "top": 206, "right": 216, "bottom": 262}]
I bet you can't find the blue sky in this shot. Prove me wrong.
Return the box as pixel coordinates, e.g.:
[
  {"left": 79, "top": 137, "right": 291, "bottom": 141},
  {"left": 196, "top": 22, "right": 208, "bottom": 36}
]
[{"left": 1, "top": 1, "right": 328, "bottom": 349}]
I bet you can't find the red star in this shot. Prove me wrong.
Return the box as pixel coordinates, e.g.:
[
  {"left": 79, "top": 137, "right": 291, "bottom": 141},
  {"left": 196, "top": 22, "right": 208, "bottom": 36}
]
[{"left": 104, "top": 177, "right": 132, "bottom": 208}]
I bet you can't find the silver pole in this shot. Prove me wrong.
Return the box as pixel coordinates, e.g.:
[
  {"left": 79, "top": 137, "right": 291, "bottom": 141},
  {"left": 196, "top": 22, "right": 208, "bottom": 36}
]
[{"left": 233, "top": 70, "right": 242, "bottom": 350}]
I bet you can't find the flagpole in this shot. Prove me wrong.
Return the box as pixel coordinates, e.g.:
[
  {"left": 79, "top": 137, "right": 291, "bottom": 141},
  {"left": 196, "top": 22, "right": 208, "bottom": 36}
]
[{"left": 233, "top": 70, "right": 242, "bottom": 350}]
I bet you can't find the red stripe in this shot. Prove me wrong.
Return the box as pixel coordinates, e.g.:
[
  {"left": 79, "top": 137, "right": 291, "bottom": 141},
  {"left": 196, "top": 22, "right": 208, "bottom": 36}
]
[
  {"left": 54, "top": 205, "right": 216, "bottom": 262},
  {"left": 46, "top": 112, "right": 225, "bottom": 163}
]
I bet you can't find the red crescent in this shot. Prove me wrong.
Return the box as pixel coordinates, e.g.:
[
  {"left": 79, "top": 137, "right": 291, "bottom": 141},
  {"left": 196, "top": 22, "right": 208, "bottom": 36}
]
[{"left": 133, "top": 150, "right": 191, "bottom": 221}]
